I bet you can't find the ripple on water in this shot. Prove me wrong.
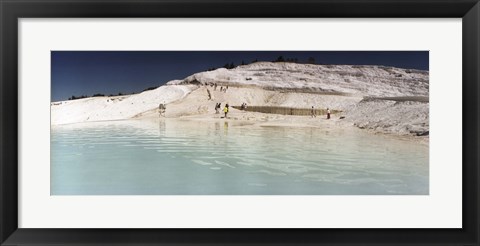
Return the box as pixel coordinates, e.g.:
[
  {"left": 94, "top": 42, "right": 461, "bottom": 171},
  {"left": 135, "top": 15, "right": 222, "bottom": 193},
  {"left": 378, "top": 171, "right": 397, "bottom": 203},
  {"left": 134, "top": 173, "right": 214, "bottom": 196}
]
[
  {"left": 192, "top": 160, "right": 212, "bottom": 166},
  {"left": 51, "top": 119, "right": 429, "bottom": 195}
]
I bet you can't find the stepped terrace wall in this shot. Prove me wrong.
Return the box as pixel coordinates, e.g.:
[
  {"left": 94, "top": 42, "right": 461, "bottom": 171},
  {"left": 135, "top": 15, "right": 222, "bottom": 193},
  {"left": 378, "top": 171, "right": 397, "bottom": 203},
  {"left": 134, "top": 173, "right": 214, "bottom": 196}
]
[{"left": 232, "top": 105, "right": 341, "bottom": 116}]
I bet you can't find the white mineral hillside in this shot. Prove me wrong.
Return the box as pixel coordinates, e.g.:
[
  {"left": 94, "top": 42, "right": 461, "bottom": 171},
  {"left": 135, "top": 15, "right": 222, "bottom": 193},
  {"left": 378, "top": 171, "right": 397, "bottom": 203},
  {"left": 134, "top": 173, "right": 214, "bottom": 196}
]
[
  {"left": 171, "top": 62, "right": 428, "bottom": 97},
  {"left": 51, "top": 62, "right": 429, "bottom": 136},
  {"left": 51, "top": 85, "right": 195, "bottom": 125}
]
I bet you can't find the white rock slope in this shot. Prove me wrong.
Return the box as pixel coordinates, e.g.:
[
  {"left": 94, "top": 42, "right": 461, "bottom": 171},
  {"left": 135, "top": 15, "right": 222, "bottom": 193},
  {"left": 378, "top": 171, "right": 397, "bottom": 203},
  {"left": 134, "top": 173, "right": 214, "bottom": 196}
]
[
  {"left": 169, "top": 62, "right": 428, "bottom": 97},
  {"left": 51, "top": 85, "right": 194, "bottom": 125},
  {"left": 51, "top": 62, "right": 429, "bottom": 135}
]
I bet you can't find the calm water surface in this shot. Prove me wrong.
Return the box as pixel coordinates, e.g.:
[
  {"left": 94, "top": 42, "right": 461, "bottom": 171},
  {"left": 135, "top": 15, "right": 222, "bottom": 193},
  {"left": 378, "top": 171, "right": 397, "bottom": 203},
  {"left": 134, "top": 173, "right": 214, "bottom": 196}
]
[{"left": 51, "top": 119, "right": 428, "bottom": 195}]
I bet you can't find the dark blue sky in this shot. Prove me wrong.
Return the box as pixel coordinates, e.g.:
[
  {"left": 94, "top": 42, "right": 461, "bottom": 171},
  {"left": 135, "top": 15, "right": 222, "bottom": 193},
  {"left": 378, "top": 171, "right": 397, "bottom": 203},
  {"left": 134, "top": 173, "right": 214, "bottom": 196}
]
[{"left": 51, "top": 51, "right": 428, "bottom": 102}]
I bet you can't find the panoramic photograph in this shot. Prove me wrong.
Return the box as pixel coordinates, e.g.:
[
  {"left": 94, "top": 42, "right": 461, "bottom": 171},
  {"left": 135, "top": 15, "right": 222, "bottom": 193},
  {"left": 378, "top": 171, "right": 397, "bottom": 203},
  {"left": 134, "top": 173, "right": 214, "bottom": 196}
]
[{"left": 51, "top": 51, "right": 429, "bottom": 195}]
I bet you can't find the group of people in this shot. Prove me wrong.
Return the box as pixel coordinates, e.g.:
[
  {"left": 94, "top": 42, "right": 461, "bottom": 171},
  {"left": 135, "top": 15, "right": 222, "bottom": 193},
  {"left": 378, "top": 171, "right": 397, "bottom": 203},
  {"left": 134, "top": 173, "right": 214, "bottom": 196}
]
[
  {"left": 215, "top": 103, "right": 222, "bottom": 114},
  {"left": 158, "top": 103, "right": 166, "bottom": 117},
  {"left": 311, "top": 106, "right": 331, "bottom": 119},
  {"left": 208, "top": 83, "right": 228, "bottom": 93},
  {"left": 162, "top": 99, "right": 332, "bottom": 120},
  {"left": 240, "top": 102, "right": 248, "bottom": 110},
  {"left": 215, "top": 102, "right": 230, "bottom": 118},
  {"left": 219, "top": 86, "right": 228, "bottom": 93}
]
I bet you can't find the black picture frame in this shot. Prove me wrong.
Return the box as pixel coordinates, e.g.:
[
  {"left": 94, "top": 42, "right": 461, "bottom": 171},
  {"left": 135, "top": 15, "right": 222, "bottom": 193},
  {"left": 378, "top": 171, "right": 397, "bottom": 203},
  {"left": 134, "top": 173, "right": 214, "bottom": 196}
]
[{"left": 1, "top": 0, "right": 479, "bottom": 245}]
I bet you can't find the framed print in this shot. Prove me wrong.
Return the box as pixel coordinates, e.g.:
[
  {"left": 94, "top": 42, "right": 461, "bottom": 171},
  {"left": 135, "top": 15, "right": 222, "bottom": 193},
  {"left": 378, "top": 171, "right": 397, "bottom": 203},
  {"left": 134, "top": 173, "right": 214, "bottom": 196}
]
[{"left": 1, "top": 0, "right": 479, "bottom": 245}]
